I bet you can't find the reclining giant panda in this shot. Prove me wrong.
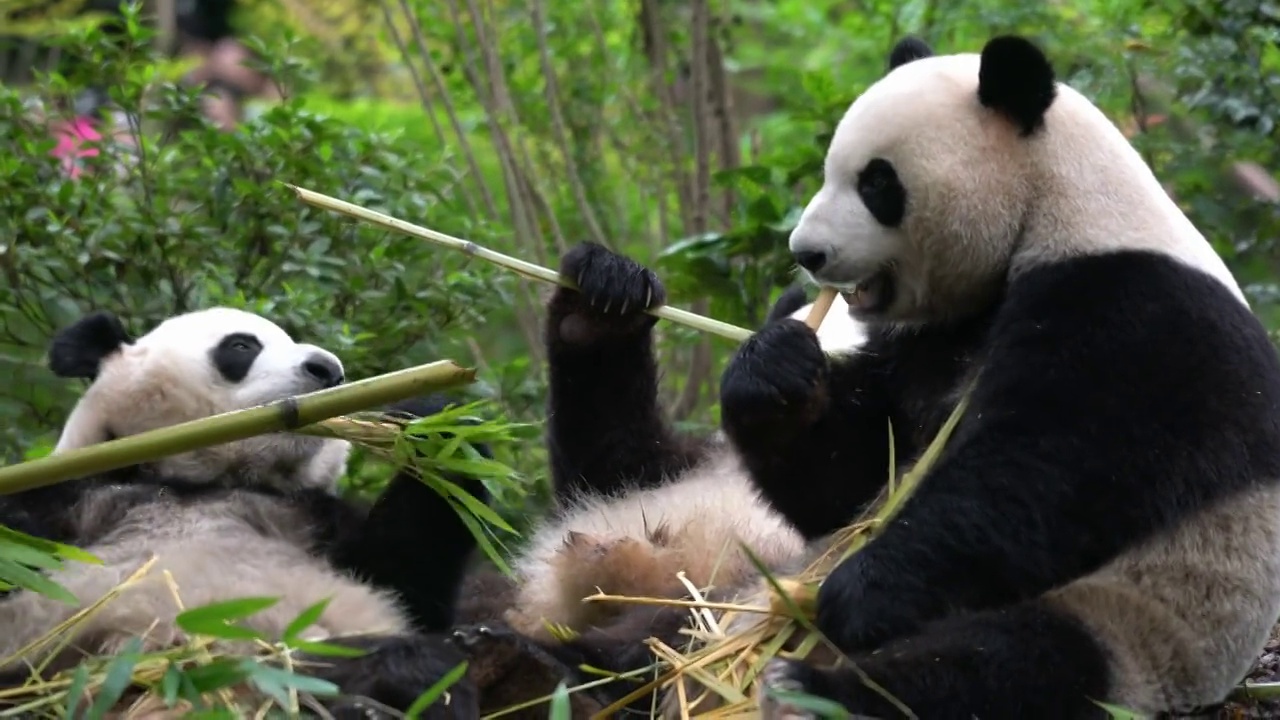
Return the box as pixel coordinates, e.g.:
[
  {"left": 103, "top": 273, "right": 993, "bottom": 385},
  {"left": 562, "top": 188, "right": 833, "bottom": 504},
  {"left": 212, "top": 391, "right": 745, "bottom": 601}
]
[
  {"left": 0, "top": 307, "right": 490, "bottom": 719},
  {"left": 457, "top": 33, "right": 1280, "bottom": 720},
  {"left": 443, "top": 251, "right": 871, "bottom": 715}
]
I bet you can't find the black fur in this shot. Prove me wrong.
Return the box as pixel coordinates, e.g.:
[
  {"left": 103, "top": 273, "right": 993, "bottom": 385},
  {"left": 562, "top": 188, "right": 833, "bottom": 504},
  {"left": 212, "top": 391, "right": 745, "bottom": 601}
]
[
  {"left": 976, "top": 35, "right": 1058, "bottom": 136},
  {"left": 762, "top": 598, "right": 1110, "bottom": 720},
  {"left": 333, "top": 394, "right": 494, "bottom": 632},
  {"left": 857, "top": 158, "right": 908, "bottom": 228},
  {"left": 887, "top": 36, "right": 933, "bottom": 71},
  {"left": 0, "top": 393, "right": 491, "bottom": 718},
  {"left": 544, "top": 242, "right": 712, "bottom": 500},
  {"left": 720, "top": 250, "right": 1280, "bottom": 714},
  {"left": 721, "top": 312, "right": 987, "bottom": 541},
  {"left": 47, "top": 311, "right": 132, "bottom": 380},
  {"left": 209, "top": 332, "right": 263, "bottom": 383},
  {"left": 307, "top": 634, "right": 478, "bottom": 720}
]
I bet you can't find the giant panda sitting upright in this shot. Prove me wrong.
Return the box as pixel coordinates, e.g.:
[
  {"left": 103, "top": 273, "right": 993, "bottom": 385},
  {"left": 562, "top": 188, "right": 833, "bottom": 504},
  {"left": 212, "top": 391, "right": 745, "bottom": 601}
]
[
  {"left": 0, "top": 307, "right": 490, "bottom": 719},
  {"left": 708, "top": 35, "right": 1280, "bottom": 719}
]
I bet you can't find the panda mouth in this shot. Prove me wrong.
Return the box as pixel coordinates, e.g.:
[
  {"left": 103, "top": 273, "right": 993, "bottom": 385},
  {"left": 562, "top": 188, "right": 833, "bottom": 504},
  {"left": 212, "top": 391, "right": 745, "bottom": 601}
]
[{"left": 840, "top": 270, "right": 894, "bottom": 314}]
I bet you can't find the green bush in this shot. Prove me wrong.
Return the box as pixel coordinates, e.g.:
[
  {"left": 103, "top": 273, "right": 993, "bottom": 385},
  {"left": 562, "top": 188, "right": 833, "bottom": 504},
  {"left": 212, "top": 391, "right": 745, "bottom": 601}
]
[{"left": 0, "top": 11, "right": 551, "bottom": 525}]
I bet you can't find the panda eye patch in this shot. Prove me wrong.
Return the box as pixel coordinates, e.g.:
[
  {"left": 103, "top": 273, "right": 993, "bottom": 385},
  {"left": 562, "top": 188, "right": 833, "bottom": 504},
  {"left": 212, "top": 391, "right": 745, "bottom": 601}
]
[
  {"left": 856, "top": 158, "right": 907, "bottom": 227},
  {"left": 211, "top": 333, "right": 264, "bottom": 383}
]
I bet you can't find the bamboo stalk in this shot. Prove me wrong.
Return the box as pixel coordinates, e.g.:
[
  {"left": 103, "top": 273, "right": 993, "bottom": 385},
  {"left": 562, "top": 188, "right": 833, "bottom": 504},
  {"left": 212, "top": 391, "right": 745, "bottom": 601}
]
[
  {"left": 0, "top": 360, "right": 476, "bottom": 495},
  {"left": 287, "top": 185, "right": 754, "bottom": 343},
  {"left": 802, "top": 287, "right": 838, "bottom": 331}
]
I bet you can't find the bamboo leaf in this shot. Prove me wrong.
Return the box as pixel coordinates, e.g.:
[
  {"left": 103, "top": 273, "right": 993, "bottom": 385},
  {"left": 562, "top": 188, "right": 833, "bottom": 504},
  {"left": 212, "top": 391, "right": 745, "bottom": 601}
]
[{"left": 405, "top": 661, "right": 468, "bottom": 719}]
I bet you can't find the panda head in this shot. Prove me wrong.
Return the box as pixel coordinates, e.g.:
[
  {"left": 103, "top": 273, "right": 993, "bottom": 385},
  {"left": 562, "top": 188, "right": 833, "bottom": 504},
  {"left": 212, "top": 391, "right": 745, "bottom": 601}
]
[
  {"left": 48, "top": 307, "right": 352, "bottom": 490},
  {"left": 789, "top": 35, "right": 1239, "bottom": 325}
]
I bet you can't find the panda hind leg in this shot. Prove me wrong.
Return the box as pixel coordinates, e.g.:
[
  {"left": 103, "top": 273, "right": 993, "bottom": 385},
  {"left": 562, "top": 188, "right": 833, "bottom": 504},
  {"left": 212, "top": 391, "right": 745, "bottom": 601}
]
[
  {"left": 757, "top": 599, "right": 1112, "bottom": 720},
  {"left": 299, "top": 633, "right": 479, "bottom": 720}
]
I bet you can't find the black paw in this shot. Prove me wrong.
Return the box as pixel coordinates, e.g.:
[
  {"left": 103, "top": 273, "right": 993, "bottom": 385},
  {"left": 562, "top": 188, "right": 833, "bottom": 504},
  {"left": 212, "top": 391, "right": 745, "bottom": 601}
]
[
  {"left": 815, "top": 557, "right": 924, "bottom": 654},
  {"left": 552, "top": 242, "right": 666, "bottom": 345},
  {"left": 757, "top": 659, "right": 834, "bottom": 720},
  {"left": 303, "top": 633, "right": 478, "bottom": 719},
  {"left": 758, "top": 659, "right": 886, "bottom": 720},
  {"left": 447, "top": 624, "right": 578, "bottom": 688},
  {"left": 720, "top": 318, "right": 829, "bottom": 440}
]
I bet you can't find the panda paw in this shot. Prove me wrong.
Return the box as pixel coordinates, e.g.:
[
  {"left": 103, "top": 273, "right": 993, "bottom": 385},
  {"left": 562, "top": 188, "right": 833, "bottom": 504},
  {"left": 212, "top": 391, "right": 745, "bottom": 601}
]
[
  {"left": 816, "top": 556, "right": 925, "bottom": 654},
  {"left": 720, "top": 318, "right": 829, "bottom": 441},
  {"left": 758, "top": 659, "right": 819, "bottom": 720},
  {"left": 551, "top": 242, "right": 666, "bottom": 346},
  {"left": 758, "top": 659, "right": 880, "bottom": 720},
  {"left": 447, "top": 623, "right": 578, "bottom": 687}
]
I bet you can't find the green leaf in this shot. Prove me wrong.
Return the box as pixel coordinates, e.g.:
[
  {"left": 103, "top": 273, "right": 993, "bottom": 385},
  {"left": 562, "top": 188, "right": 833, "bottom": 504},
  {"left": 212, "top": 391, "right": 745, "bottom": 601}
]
[
  {"left": 87, "top": 637, "right": 143, "bottom": 718},
  {"left": 282, "top": 598, "right": 331, "bottom": 644},
  {"left": 288, "top": 639, "right": 368, "bottom": 658},
  {"left": 431, "top": 475, "right": 517, "bottom": 535},
  {"left": 0, "top": 525, "right": 100, "bottom": 565},
  {"left": 0, "top": 557, "right": 78, "bottom": 604},
  {"left": 181, "top": 659, "right": 253, "bottom": 693},
  {"left": 0, "top": 537, "right": 66, "bottom": 571},
  {"left": 548, "top": 681, "right": 573, "bottom": 720},
  {"left": 241, "top": 660, "right": 340, "bottom": 707},
  {"left": 176, "top": 597, "right": 278, "bottom": 640},
  {"left": 405, "top": 661, "right": 468, "bottom": 719},
  {"left": 64, "top": 664, "right": 92, "bottom": 717},
  {"left": 763, "top": 688, "right": 851, "bottom": 718},
  {"left": 1093, "top": 700, "right": 1147, "bottom": 719}
]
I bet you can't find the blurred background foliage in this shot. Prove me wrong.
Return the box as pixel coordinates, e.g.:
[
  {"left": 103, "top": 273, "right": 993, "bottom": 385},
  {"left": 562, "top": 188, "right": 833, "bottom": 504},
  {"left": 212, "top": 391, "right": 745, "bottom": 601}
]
[{"left": 2, "top": 0, "right": 1280, "bottom": 533}]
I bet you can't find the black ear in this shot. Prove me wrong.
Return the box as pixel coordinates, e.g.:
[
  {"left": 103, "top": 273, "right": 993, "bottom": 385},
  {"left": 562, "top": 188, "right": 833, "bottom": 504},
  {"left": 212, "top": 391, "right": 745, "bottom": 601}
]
[
  {"left": 887, "top": 36, "right": 933, "bottom": 71},
  {"left": 48, "top": 311, "right": 132, "bottom": 380},
  {"left": 977, "top": 35, "right": 1057, "bottom": 136}
]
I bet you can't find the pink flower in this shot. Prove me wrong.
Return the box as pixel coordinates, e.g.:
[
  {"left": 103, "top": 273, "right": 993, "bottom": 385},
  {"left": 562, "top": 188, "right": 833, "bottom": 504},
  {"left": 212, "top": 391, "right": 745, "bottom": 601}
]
[{"left": 49, "top": 116, "right": 102, "bottom": 179}]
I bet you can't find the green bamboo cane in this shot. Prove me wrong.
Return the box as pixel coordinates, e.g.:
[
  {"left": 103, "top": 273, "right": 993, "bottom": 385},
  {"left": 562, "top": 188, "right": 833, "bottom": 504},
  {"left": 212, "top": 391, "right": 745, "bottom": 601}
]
[
  {"left": 287, "top": 184, "right": 755, "bottom": 343},
  {"left": 0, "top": 360, "right": 476, "bottom": 495}
]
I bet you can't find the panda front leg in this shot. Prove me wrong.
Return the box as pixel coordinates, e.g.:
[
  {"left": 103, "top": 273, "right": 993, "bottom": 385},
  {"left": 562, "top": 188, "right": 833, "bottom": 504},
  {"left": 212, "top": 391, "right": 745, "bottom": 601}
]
[
  {"left": 719, "top": 318, "right": 895, "bottom": 540},
  {"left": 756, "top": 597, "right": 1111, "bottom": 720},
  {"left": 297, "top": 632, "right": 480, "bottom": 720},
  {"left": 544, "top": 242, "right": 711, "bottom": 500}
]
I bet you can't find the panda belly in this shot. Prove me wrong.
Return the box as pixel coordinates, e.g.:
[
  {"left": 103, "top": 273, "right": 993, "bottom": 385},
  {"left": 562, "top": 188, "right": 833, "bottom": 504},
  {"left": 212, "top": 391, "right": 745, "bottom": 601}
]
[
  {"left": 0, "top": 496, "right": 409, "bottom": 668},
  {"left": 506, "top": 447, "right": 808, "bottom": 640}
]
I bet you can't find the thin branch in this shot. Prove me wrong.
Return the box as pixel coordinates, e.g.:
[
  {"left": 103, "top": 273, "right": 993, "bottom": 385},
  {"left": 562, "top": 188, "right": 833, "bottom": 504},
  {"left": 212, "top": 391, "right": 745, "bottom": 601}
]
[{"left": 529, "top": 0, "right": 608, "bottom": 247}]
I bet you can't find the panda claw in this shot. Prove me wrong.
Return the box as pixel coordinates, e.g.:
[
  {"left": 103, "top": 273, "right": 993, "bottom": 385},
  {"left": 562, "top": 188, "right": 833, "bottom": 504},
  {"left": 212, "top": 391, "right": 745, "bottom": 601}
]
[{"left": 758, "top": 660, "right": 818, "bottom": 720}]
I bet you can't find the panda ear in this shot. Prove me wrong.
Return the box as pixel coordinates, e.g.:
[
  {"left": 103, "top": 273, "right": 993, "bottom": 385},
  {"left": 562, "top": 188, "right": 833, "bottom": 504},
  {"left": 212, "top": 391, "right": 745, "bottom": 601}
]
[
  {"left": 976, "top": 35, "right": 1057, "bottom": 136},
  {"left": 887, "top": 36, "right": 933, "bottom": 71},
  {"left": 48, "top": 311, "right": 133, "bottom": 380}
]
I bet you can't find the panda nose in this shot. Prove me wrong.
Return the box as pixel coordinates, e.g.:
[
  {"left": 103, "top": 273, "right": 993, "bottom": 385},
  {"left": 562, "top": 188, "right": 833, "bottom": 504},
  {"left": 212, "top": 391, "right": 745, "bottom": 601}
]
[
  {"left": 793, "top": 249, "right": 828, "bottom": 272},
  {"left": 302, "top": 355, "right": 344, "bottom": 388}
]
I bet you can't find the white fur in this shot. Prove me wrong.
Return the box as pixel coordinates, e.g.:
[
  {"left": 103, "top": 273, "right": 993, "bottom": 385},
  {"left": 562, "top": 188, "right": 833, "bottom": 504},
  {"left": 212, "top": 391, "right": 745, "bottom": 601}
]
[
  {"left": 0, "top": 492, "right": 409, "bottom": 663},
  {"left": 788, "top": 295, "right": 867, "bottom": 355},
  {"left": 0, "top": 308, "right": 393, "bottom": 674}
]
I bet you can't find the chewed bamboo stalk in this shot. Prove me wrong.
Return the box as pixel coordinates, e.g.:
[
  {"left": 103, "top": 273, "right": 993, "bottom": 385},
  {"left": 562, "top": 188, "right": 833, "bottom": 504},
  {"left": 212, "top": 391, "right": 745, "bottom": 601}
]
[
  {"left": 803, "top": 287, "right": 839, "bottom": 330},
  {"left": 0, "top": 360, "right": 476, "bottom": 495},
  {"left": 287, "top": 184, "right": 754, "bottom": 343}
]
